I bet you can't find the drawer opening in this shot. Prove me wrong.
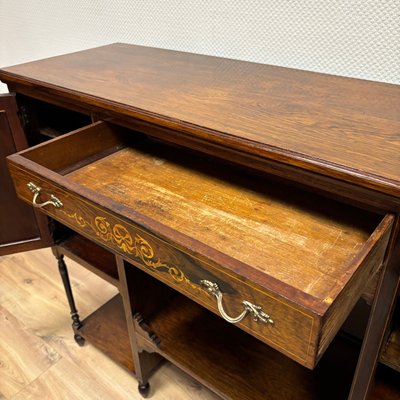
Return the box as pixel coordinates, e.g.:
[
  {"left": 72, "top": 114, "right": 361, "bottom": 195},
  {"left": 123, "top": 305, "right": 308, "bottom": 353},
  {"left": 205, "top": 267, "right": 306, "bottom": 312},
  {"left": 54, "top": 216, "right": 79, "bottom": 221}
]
[
  {"left": 7, "top": 120, "right": 394, "bottom": 368},
  {"left": 16, "top": 94, "right": 92, "bottom": 146},
  {"left": 51, "top": 220, "right": 120, "bottom": 288}
]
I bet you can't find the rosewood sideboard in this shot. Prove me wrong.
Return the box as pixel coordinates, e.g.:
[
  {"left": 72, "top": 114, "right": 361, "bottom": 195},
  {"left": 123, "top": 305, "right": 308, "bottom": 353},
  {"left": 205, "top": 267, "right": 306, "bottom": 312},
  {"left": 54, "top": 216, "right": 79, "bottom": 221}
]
[{"left": 0, "top": 43, "right": 399, "bottom": 399}]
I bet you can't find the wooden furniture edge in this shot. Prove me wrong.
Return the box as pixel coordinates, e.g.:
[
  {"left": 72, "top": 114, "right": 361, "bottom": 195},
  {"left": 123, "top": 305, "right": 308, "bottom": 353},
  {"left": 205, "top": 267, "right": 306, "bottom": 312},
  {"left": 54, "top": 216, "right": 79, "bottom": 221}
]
[
  {"left": 1, "top": 73, "right": 399, "bottom": 200},
  {"left": 349, "top": 216, "right": 400, "bottom": 399}
]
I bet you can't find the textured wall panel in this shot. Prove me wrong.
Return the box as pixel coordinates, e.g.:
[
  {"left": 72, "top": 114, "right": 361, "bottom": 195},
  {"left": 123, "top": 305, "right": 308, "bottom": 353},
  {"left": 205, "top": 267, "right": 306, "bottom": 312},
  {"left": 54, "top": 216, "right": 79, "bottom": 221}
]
[{"left": 1, "top": 0, "right": 399, "bottom": 94}]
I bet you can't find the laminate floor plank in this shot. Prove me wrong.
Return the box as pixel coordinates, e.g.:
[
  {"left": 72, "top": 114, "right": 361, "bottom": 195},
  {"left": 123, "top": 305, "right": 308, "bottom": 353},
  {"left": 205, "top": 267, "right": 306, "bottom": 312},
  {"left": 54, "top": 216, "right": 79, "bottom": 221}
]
[
  {"left": 10, "top": 356, "right": 134, "bottom": 400},
  {"left": 0, "top": 250, "right": 117, "bottom": 336},
  {"left": 0, "top": 305, "right": 60, "bottom": 399},
  {"left": 0, "top": 248, "right": 217, "bottom": 400}
]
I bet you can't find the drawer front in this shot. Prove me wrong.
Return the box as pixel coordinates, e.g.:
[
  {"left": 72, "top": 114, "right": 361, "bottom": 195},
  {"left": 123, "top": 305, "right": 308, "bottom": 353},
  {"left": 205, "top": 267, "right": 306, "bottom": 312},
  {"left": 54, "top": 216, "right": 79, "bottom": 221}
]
[{"left": 9, "top": 164, "right": 318, "bottom": 367}]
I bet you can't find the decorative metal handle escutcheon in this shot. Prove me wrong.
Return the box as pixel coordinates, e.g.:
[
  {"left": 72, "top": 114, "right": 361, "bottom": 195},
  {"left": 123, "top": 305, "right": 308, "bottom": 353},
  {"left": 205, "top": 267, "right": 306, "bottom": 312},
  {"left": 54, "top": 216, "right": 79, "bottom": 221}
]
[
  {"left": 27, "top": 182, "right": 63, "bottom": 209},
  {"left": 200, "top": 279, "right": 274, "bottom": 325}
]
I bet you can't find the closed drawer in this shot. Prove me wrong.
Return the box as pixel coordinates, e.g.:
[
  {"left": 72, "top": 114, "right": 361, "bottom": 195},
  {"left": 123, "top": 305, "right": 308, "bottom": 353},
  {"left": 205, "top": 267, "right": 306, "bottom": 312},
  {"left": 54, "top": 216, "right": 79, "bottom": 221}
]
[{"left": 7, "top": 121, "right": 393, "bottom": 368}]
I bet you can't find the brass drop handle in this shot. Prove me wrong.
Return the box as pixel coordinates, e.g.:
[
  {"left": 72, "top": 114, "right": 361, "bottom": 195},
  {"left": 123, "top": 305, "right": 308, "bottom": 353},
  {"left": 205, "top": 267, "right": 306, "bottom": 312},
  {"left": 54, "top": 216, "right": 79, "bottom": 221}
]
[
  {"left": 200, "top": 280, "right": 274, "bottom": 325},
  {"left": 27, "top": 182, "right": 63, "bottom": 209}
]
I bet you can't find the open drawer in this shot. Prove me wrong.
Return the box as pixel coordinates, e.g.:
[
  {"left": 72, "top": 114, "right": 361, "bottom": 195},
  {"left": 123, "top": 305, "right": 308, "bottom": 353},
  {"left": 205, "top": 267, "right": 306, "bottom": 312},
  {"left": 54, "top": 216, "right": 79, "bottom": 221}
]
[{"left": 7, "top": 121, "right": 393, "bottom": 369}]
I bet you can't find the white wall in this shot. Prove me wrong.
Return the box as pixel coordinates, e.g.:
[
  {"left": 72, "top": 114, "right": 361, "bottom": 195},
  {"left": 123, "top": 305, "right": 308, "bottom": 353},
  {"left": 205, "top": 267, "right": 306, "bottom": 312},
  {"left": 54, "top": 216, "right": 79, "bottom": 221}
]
[{"left": 1, "top": 0, "right": 399, "bottom": 94}]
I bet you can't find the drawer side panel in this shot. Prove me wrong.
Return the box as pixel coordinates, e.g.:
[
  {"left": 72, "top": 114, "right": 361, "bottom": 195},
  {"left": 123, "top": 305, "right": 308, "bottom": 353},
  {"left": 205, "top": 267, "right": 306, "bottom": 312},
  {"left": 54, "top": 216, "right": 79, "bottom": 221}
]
[{"left": 317, "top": 215, "right": 393, "bottom": 361}]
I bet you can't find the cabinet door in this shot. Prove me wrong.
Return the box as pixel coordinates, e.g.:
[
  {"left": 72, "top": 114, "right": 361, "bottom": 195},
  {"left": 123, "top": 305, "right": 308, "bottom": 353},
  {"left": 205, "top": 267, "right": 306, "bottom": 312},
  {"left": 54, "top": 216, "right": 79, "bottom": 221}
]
[{"left": 0, "top": 93, "right": 51, "bottom": 255}]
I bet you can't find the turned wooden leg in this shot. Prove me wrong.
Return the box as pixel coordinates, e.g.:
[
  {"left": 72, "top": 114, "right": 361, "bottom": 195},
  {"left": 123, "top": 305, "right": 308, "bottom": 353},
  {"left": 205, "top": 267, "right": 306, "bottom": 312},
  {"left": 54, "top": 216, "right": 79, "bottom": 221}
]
[{"left": 54, "top": 249, "right": 85, "bottom": 346}]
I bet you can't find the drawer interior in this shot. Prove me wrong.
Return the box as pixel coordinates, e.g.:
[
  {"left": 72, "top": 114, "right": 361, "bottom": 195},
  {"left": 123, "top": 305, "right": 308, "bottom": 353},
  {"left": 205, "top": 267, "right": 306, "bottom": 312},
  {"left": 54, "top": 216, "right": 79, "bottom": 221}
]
[{"left": 18, "top": 121, "right": 386, "bottom": 302}]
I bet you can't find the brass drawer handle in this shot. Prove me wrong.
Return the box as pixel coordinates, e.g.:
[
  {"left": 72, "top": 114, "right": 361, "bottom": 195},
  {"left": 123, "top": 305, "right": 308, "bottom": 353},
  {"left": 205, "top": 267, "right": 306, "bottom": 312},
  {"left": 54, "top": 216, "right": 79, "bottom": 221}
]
[
  {"left": 27, "top": 182, "right": 63, "bottom": 209},
  {"left": 200, "top": 280, "right": 274, "bottom": 325}
]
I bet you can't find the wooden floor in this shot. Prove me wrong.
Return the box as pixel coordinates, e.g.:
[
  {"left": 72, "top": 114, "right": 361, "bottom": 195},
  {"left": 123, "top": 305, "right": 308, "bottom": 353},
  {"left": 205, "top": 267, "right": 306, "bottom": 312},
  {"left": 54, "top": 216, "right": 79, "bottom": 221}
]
[
  {"left": 1, "top": 248, "right": 399, "bottom": 399},
  {"left": 0, "top": 248, "right": 218, "bottom": 400}
]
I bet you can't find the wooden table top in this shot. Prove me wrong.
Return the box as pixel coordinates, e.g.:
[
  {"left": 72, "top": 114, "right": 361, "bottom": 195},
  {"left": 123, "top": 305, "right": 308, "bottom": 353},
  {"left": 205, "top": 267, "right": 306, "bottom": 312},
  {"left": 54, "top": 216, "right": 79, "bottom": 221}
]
[{"left": 1, "top": 43, "right": 399, "bottom": 197}]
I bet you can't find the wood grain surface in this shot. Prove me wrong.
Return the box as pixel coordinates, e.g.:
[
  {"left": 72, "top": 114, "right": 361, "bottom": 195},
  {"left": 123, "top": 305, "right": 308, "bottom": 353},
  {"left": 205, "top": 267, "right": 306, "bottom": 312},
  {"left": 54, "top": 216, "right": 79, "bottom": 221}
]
[
  {"left": 7, "top": 127, "right": 393, "bottom": 367},
  {"left": 0, "top": 107, "right": 40, "bottom": 247},
  {"left": 57, "top": 233, "right": 120, "bottom": 286},
  {"left": 0, "top": 305, "right": 60, "bottom": 399},
  {"left": 381, "top": 326, "right": 400, "bottom": 372},
  {"left": 0, "top": 249, "right": 398, "bottom": 400},
  {"left": 68, "top": 141, "right": 381, "bottom": 301},
  {"left": 78, "top": 295, "right": 135, "bottom": 372},
  {"left": 0, "top": 94, "right": 50, "bottom": 255},
  {"left": 1, "top": 43, "right": 399, "bottom": 398},
  {"left": 1, "top": 43, "right": 399, "bottom": 197},
  {"left": 126, "top": 263, "right": 400, "bottom": 400},
  {"left": 0, "top": 248, "right": 218, "bottom": 400}
]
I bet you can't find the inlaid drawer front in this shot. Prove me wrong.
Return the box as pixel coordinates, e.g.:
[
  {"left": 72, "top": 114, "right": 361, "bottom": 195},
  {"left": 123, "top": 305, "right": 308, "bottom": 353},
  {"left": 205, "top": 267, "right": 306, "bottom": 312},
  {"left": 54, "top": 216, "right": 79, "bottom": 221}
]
[{"left": 9, "top": 166, "right": 316, "bottom": 366}]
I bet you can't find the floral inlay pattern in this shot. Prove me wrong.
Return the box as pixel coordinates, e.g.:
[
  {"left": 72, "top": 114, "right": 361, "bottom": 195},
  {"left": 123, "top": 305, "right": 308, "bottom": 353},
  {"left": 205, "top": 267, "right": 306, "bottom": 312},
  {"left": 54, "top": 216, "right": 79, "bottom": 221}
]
[{"left": 60, "top": 210, "right": 206, "bottom": 293}]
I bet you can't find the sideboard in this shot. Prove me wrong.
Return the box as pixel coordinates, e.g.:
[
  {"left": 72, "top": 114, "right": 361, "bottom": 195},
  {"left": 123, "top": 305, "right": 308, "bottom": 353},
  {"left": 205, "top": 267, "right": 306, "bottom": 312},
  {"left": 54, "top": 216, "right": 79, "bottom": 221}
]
[{"left": 0, "top": 43, "right": 399, "bottom": 399}]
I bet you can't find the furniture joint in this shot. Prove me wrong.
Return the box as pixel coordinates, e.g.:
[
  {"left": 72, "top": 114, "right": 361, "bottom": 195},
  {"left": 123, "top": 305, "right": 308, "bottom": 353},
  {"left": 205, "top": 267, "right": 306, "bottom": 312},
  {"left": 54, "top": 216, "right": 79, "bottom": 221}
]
[{"left": 133, "top": 312, "right": 161, "bottom": 347}]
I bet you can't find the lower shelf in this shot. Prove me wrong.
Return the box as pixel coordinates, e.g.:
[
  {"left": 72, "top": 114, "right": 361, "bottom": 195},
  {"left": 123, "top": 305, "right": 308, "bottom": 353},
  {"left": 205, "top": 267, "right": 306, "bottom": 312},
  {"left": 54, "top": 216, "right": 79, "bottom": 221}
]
[
  {"left": 380, "top": 326, "right": 400, "bottom": 372},
  {"left": 78, "top": 295, "right": 135, "bottom": 374},
  {"left": 370, "top": 364, "right": 400, "bottom": 400},
  {"left": 136, "top": 294, "right": 359, "bottom": 400},
  {"left": 57, "top": 232, "right": 120, "bottom": 287}
]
